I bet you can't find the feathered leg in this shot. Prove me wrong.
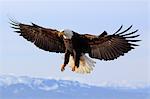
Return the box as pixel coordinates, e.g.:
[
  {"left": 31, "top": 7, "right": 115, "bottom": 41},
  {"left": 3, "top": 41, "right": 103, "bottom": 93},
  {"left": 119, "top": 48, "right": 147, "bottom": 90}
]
[
  {"left": 72, "top": 50, "right": 81, "bottom": 71},
  {"left": 61, "top": 50, "right": 70, "bottom": 72}
]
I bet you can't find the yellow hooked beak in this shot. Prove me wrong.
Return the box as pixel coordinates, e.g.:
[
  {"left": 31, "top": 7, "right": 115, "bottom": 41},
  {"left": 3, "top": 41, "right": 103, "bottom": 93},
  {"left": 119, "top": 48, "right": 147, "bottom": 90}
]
[{"left": 59, "top": 31, "right": 64, "bottom": 37}]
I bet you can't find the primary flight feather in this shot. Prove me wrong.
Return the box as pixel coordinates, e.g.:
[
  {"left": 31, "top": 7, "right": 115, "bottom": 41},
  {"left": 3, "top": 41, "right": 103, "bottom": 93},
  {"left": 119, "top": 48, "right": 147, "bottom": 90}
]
[{"left": 10, "top": 19, "right": 140, "bottom": 74}]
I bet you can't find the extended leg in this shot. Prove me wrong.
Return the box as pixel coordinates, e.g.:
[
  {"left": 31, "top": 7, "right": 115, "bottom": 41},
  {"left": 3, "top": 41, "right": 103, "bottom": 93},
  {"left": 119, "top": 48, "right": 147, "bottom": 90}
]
[
  {"left": 61, "top": 51, "right": 70, "bottom": 72},
  {"left": 72, "top": 50, "right": 80, "bottom": 71}
]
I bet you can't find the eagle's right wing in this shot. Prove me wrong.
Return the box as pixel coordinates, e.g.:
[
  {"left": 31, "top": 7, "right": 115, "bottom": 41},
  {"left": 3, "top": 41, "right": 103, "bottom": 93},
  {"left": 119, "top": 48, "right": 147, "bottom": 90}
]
[
  {"left": 10, "top": 20, "right": 65, "bottom": 53},
  {"left": 81, "top": 25, "right": 140, "bottom": 61}
]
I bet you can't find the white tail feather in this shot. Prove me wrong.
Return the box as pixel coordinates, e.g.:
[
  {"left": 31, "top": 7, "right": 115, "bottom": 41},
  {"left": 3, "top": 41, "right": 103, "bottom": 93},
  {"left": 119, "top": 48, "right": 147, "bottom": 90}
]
[{"left": 68, "top": 54, "right": 96, "bottom": 74}]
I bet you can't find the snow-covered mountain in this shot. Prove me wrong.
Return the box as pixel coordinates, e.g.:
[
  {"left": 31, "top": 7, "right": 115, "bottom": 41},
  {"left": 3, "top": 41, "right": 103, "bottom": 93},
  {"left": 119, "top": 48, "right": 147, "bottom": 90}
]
[{"left": 0, "top": 75, "right": 149, "bottom": 99}]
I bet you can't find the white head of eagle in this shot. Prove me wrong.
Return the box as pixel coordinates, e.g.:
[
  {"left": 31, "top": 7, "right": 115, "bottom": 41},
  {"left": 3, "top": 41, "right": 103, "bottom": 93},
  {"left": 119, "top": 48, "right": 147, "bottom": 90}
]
[
  {"left": 62, "top": 29, "right": 73, "bottom": 39},
  {"left": 10, "top": 19, "right": 140, "bottom": 74}
]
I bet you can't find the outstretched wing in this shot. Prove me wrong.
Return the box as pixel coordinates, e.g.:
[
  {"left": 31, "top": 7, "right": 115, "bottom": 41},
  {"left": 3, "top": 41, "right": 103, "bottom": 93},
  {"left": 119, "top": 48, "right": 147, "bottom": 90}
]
[
  {"left": 10, "top": 19, "right": 65, "bottom": 53},
  {"left": 82, "top": 25, "right": 140, "bottom": 60}
]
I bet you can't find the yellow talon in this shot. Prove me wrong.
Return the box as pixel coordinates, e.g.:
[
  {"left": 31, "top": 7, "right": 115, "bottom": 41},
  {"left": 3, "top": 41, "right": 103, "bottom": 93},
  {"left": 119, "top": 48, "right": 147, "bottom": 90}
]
[
  {"left": 72, "top": 66, "right": 78, "bottom": 72},
  {"left": 61, "top": 64, "right": 65, "bottom": 72}
]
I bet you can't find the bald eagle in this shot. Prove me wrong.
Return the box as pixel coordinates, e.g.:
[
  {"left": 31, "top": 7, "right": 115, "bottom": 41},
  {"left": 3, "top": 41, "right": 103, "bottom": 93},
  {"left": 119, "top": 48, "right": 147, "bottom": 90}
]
[{"left": 10, "top": 20, "right": 140, "bottom": 74}]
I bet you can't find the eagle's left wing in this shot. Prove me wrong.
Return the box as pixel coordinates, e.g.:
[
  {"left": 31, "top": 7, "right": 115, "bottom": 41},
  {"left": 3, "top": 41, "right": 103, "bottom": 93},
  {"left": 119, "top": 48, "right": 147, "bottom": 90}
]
[
  {"left": 81, "top": 25, "right": 140, "bottom": 60},
  {"left": 10, "top": 20, "right": 65, "bottom": 53}
]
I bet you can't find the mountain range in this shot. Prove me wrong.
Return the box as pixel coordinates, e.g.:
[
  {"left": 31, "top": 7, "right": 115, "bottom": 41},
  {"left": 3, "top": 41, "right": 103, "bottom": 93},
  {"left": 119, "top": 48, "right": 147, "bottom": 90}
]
[{"left": 0, "top": 75, "right": 149, "bottom": 99}]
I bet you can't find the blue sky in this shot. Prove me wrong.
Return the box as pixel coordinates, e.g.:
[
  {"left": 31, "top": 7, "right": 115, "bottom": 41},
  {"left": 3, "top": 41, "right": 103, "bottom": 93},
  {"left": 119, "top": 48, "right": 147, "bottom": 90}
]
[{"left": 0, "top": 0, "right": 149, "bottom": 87}]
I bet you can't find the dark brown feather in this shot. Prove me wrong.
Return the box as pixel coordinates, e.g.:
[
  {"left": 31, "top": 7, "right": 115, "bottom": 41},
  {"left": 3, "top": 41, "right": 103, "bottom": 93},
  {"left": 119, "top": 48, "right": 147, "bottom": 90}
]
[
  {"left": 10, "top": 21, "right": 65, "bottom": 53},
  {"left": 81, "top": 26, "right": 140, "bottom": 60}
]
